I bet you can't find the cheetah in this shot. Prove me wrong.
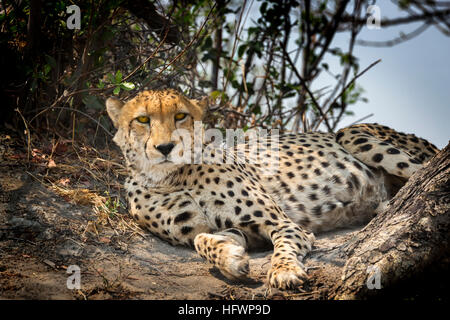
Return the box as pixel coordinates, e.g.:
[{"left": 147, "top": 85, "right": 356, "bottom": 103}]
[{"left": 106, "top": 89, "right": 439, "bottom": 290}]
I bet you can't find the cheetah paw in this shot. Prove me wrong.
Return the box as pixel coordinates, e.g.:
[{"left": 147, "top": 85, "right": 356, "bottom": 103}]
[
  {"left": 219, "top": 244, "right": 250, "bottom": 280},
  {"left": 267, "top": 263, "right": 308, "bottom": 290}
]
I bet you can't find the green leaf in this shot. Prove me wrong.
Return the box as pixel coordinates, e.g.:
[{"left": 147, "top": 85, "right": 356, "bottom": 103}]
[
  {"left": 202, "top": 36, "right": 212, "bottom": 50},
  {"left": 210, "top": 90, "right": 222, "bottom": 100},
  {"left": 113, "top": 86, "right": 120, "bottom": 95},
  {"left": 238, "top": 44, "right": 248, "bottom": 58},
  {"left": 97, "top": 80, "right": 105, "bottom": 89},
  {"left": 45, "top": 55, "right": 57, "bottom": 68},
  {"left": 120, "top": 82, "right": 135, "bottom": 91},
  {"left": 115, "top": 70, "right": 122, "bottom": 83},
  {"left": 44, "top": 64, "right": 51, "bottom": 76},
  {"left": 107, "top": 72, "right": 115, "bottom": 83}
]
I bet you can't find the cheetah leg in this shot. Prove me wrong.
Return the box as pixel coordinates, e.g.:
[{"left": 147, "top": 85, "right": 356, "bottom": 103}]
[
  {"left": 265, "top": 220, "right": 315, "bottom": 290},
  {"left": 337, "top": 131, "right": 422, "bottom": 180},
  {"left": 194, "top": 228, "right": 250, "bottom": 280}
]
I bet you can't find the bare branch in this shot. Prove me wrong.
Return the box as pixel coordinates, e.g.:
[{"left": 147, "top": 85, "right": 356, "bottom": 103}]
[
  {"left": 121, "top": 0, "right": 182, "bottom": 45},
  {"left": 282, "top": 45, "right": 333, "bottom": 132},
  {"left": 338, "top": 8, "right": 450, "bottom": 30},
  {"left": 356, "top": 23, "right": 431, "bottom": 47}
]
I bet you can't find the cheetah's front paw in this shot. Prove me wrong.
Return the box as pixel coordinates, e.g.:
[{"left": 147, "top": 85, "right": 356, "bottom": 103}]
[
  {"left": 219, "top": 243, "right": 250, "bottom": 280},
  {"left": 267, "top": 262, "right": 308, "bottom": 290}
]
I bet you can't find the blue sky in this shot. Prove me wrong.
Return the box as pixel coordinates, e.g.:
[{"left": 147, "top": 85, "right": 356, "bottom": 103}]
[
  {"left": 320, "top": 2, "right": 450, "bottom": 148},
  {"left": 228, "top": 1, "right": 449, "bottom": 148}
]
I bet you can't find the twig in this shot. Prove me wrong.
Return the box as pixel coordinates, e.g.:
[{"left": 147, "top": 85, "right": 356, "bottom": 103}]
[
  {"left": 281, "top": 46, "right": 333, "bottom": 132},
  {"left": 15, "top": 108, "right": 32, "bottom": 163},
  {"left": 121, "top": 26, "right": 170, "bottom": 83},
  {"left": 356, "top": 23, "right": 430, "bottom": 47},
  {"left": 328, "top": 59, "right": 381, "bottom": 112},
  {"left": 140, "top": 3, "right": 217, "bottom": 89},
  {"left": 316, "top": 0, "right": 362, "bottom": 131},
  {"left": 315, "top": 59, "right": 381, "bottom": 131},
  {"left": 338, "top": 8, "right": 450, "bottom": 28},
  {"left": 348, "top": 113, "right": 374, "bottom": 126},
  {"left": 222, "top": 0, "right": 250, "bottom": 99},
  {"left": 28, "top": 106, "right": 113, "bottom": 137}
]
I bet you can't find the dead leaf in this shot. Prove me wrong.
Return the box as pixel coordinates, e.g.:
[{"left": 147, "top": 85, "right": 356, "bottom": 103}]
[
  {"left": 57, "top": 178, "right": 70, "bottom": 186},
  {"left": 99, "top": 237, "right": 111, "bottom": 244},
  {"left": 47, "top": 159, "right": 57, "bottom": 168}
]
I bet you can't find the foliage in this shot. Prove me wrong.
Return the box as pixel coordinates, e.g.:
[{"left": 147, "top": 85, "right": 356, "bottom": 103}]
[{"left": 0, "top": 0, "right": 449, "bottom": 139}]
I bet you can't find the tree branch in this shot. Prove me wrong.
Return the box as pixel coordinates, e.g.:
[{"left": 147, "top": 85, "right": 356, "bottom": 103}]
[
  {"left": 282, "top": 45, "right": 333, "bottom": 132},
  {"left": 339, "top": 8, "right": 450, "bottom": 29},
  {"left": 121, "top": 0, "right": 182, "bottom": 45}
]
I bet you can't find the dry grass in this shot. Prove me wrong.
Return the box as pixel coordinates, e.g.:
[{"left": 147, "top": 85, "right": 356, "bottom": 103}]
[{"left": 9, "top": 126, "right": 144, "bottom": 240}]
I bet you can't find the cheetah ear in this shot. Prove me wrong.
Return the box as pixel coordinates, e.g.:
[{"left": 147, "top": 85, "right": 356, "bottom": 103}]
[
  {"left": 196, "top": 96, "right": 209, "bottom": 110},
  {"left": 106, "top": 97, "right": 125, "bottom": 128},
  {"left": 189, "top": 97, "right": 209, "bottom": 119}
]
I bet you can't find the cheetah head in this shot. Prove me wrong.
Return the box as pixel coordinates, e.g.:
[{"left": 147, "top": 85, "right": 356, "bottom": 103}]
[{"left": 106, "top": 89, "right": 208, "bottom": 181}]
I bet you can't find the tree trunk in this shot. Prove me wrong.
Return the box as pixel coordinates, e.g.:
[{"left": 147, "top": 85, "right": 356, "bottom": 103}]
[
  {"left": 304, "top": 142, "right": 450, "bottom": 299},
  {"left": 26, "top": 0, "right": 42, "bottom": 57}
]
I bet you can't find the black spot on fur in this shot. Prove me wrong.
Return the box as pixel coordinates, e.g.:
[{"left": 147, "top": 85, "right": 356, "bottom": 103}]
[
  {"left": 225, "top": 219, "right": 233, "bottom": 228},
  {"left": 178, "top": 200, "right": 191, "bottom": 208},
  {"left": 353, "top": 138, "right": 368, "bottom": 145},
  {"left": 312, "top": 205, "right": 322, "bottom": 216},
  {"left": 372, "top": 153, "right": 383, "bottom": 163},
  {"left": 174, "top": 211, "right": 192, "bottom": 223},
  {"left": 331, "top": 175, "right": 342, "bottom": 184},
  {"left": 253, "top": 210, "right": 263, "bottom": 217},
  {"left": 397, "top": 162, "right": 409, "bottom": 169},
  {"left": 359, "top": 144, "right": 373, "bottom": 152},
  {"left": 309, "top": 193, "right": 318, "bottom": 201},
  {"left": 350, "top": 173, "right": 360, "bottom": 189},
  {"left": 181, "top": 226, "right": 193, "bottom": 235},
  {"left": 250, "top": 224, "right": 260, "bottom": 234},
  {"left": 215, "top": 217, "right": 222, "bottom": 228},
  {"left": 353, "top": 161, "right": 363, "bottom": 171},
  {"left": 387, "top": 148, "right": 400, "bottom": 154},
  {"left": 336, "top": 162, "right": 346, "bottom": 170}
]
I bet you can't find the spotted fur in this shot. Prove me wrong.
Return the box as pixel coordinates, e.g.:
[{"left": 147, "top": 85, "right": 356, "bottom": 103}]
[{"left": 106, "top": 89, "right": 439, "bottom": 290}]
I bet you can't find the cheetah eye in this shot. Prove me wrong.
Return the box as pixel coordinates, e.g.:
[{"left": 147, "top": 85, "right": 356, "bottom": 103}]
[
  {"left": 136, "top": 116, "right": 150, "bottom": 124},
  {"left": 174, "top": 113, "right": 188, "bottom": 121}
]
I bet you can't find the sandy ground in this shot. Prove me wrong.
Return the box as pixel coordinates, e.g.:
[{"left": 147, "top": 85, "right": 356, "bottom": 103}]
[{"left": 0, "top": 133, "right": 361, "bottom": 300}]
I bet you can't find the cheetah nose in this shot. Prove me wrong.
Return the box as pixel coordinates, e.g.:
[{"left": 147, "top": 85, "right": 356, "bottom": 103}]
[{"left": 155, "top": 143, "right": 175, "bottom": 156}]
